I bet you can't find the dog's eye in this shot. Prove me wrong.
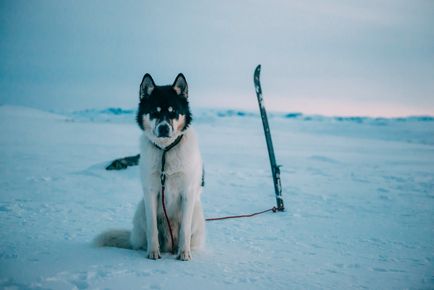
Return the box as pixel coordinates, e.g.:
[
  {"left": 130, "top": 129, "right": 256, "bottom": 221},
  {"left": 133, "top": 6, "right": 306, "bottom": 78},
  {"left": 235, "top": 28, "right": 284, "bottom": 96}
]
[{"left": 168, "top": 107, "right": 177, "bottom": 116}]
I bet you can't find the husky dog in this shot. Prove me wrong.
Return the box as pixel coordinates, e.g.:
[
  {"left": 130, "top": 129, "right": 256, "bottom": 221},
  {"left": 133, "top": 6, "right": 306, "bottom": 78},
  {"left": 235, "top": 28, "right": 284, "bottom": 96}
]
[{"left": 95, "top": 73, "right": 205, "bottom": 261}]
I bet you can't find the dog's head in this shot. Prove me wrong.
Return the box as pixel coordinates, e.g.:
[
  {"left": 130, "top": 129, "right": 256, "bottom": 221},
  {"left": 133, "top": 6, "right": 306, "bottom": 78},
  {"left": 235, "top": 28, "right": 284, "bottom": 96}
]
[{"left": 136, "top": 73, "right": 192, "bottom": 145}]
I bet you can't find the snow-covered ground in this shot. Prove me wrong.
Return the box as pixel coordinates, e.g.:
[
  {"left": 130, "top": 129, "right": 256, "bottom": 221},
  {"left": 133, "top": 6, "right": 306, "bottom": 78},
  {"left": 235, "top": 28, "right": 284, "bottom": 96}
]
[{"left": 0, "top": 105, "right": 433, "bottom": 289}]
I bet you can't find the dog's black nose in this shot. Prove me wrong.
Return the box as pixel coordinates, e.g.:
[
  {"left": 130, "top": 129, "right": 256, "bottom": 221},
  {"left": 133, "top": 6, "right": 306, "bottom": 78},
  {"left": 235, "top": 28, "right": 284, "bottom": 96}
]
[{"left": 157, "top": 124, "right": 170, "bottom": 137}]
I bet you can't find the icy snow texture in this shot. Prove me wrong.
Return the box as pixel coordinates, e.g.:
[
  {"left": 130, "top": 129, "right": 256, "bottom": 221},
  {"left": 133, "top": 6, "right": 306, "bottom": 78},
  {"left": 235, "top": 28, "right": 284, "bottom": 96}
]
[{"left": 0, "top": 105, "right": 433, "bottom": 289}]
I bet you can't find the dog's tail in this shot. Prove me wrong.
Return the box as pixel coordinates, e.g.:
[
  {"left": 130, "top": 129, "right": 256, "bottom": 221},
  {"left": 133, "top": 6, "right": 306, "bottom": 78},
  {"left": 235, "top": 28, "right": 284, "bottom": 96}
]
[{"left": 94, "top": 229, "right": 132, "bottom": 249}]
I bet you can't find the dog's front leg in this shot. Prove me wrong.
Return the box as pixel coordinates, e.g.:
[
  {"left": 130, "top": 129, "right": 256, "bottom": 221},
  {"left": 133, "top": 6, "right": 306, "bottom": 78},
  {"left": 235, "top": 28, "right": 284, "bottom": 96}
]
[
  {"left": 178, "top": 192, "right": 195, "bottom": 261},
  {"left": 143, "top": 193, "right": 160, "bottom": 259}
]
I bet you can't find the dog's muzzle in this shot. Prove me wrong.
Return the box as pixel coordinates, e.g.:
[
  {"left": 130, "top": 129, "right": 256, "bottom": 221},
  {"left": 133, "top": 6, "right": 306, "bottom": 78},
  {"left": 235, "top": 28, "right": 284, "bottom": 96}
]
[{"left": 155, "top": 121, "right": 172, "bottom": 138}]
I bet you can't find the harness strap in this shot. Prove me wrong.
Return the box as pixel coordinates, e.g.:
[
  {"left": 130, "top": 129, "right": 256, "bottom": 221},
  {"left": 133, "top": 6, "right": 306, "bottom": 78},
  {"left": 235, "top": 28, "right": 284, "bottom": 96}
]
[{"left": 153, "top": 134, "right": 183, "bottom": 152}]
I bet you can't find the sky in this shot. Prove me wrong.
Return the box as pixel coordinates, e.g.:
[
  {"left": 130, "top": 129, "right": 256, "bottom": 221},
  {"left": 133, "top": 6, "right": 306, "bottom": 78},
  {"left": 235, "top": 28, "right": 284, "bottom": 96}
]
[{"left": 0, "top": 0, "right": 433, "bottom": 117}]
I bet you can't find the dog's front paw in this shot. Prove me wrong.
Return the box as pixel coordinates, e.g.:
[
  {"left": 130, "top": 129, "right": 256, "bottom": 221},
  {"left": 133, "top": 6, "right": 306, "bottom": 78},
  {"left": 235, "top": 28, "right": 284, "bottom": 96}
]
[
  {"left": 147, "top": 249, "right": 161, "bottom": 260},
  {"left": 177, "top": 250, "right": 192, "bottom": 261}
]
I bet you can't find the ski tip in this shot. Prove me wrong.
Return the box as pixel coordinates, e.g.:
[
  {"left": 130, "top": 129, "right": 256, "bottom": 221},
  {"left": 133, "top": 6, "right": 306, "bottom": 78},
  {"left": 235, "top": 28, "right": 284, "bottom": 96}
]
[
  {"left": 254, "top": 65, "right": 261, "bottom": 81},
  {"left": 255, "top": 64, "right": 261, "bottom": 73}
]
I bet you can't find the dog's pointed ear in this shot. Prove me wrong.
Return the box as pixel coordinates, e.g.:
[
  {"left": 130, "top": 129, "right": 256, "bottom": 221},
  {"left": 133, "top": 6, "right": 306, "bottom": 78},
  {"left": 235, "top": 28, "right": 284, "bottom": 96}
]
[
  {"left": 139, "top": 73, "right": 155, "bottom": 99},
  {"left": 172, "top": 73, "right": 188, "bottom": 98}
]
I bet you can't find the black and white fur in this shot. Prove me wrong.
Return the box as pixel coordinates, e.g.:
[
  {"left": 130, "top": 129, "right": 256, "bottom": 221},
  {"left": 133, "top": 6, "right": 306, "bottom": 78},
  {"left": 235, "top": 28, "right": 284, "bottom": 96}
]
[{"left": 95, "top": 74, "right": 205, "bottom": 261}]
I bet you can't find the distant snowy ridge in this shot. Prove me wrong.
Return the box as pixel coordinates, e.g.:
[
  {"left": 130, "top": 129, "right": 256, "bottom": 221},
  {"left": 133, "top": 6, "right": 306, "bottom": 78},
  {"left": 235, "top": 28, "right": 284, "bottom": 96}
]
[
  {"left": 64, "top": 107, "right": 434, "bottom": 124},
  {"left": 1, "top": 104, "right": 432, "bottom": 146},
  {"left": 56, "top": 106, "right": 434, "bottom": 146}
]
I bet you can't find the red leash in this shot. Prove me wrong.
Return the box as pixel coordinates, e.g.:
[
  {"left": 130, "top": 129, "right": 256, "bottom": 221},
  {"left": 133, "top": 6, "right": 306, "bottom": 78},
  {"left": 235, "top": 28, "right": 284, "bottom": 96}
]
[
  {"left": 162, "top": 184, "right": 277, "bottom": 253},
  {"left": 205, "top": 207, "right": 277, "bottom": 221},
  {"left": 157, "top": 136, "right": 183, "bottom": 254},
  {"left": 161, "top": 180, "right": 176, "bottom": 254},
  {"left": 156, "top": 136, "right": 280, "bottom": 254}
]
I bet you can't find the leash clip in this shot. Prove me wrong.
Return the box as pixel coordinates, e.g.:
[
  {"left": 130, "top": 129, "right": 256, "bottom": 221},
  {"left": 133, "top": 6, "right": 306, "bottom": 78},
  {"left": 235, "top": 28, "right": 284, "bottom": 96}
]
[{"left": 160, "top": 172, "right": 166, "bottom": 186}]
